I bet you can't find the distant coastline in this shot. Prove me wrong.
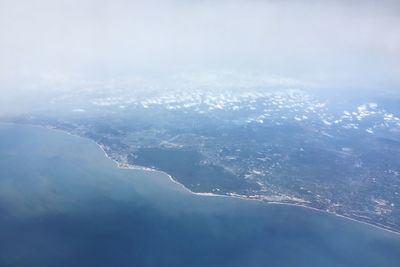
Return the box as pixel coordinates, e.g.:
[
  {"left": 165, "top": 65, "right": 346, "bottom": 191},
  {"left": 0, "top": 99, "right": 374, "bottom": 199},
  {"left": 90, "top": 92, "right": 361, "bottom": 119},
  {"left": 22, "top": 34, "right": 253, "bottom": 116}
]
[{"left": 1, "top": 121, "right": 399, "bottom": 236}]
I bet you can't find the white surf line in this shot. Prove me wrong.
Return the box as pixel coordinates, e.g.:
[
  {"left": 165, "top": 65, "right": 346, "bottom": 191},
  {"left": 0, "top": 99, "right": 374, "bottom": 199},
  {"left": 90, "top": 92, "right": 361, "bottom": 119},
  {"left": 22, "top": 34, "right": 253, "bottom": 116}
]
[
  {"left": 2, "top": 121, "right": 400, "bottom": 236},
  {"left": 96, "top": 140, "right": 400, "bottom": 236}
]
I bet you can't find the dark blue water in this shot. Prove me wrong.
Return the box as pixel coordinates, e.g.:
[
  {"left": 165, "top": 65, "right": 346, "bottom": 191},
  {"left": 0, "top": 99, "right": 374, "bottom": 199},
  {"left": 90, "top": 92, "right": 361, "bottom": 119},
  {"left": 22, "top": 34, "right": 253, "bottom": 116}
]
[{"left": 0, "top": 123, "right": 399, "bottom": 267}]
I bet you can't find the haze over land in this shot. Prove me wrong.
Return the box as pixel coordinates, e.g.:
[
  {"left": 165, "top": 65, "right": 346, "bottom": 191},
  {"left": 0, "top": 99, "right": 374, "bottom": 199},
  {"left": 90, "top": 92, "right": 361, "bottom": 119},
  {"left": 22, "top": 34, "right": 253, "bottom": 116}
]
[{"left": 1, "top": 0, "right": 400, "bottom": 113}]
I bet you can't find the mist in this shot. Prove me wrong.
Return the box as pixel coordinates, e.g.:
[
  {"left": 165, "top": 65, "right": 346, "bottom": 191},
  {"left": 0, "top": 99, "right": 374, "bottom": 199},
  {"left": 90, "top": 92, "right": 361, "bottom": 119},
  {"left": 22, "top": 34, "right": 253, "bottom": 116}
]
[{"left": 0, "top": 0, "right": 399, "bottom": 105}]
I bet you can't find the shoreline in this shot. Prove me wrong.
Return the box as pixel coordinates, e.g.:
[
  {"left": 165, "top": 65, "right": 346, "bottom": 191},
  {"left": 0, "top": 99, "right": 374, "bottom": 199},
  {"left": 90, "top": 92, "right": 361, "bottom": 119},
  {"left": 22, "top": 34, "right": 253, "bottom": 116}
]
[
  {"left": 2, "top": 121, "right": 400, "bottom": 236},
  {"left": 96, "top": 140, "right": 400, "bottom": 237}
]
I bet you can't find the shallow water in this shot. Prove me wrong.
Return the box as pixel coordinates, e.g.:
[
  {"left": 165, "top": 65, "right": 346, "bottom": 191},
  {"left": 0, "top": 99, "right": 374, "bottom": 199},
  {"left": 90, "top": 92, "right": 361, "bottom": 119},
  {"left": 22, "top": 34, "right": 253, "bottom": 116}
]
[{"left": 0, "top": 123, "right": 399, "bottom": 267}]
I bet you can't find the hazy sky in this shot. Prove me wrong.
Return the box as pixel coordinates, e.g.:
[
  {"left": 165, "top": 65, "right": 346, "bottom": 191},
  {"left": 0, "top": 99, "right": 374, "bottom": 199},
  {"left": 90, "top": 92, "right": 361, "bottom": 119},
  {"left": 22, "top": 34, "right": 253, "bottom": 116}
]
[{"left": 0, "top": 0, "right": 399, "bottom": 96}]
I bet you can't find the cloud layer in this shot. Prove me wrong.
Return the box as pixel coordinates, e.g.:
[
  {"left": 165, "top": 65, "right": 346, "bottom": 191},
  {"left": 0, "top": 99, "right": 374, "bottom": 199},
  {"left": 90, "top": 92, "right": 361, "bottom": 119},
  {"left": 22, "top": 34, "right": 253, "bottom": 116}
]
[{"left": 0, "top": 0, "right": 399, "bottom": 95}]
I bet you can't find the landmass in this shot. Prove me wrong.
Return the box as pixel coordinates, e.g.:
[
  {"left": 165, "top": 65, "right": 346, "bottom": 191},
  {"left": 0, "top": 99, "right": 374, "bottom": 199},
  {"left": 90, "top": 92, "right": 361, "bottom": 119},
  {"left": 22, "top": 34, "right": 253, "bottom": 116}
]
[{"left": 2, "top": 87, "right": 400, "bottom": 233}]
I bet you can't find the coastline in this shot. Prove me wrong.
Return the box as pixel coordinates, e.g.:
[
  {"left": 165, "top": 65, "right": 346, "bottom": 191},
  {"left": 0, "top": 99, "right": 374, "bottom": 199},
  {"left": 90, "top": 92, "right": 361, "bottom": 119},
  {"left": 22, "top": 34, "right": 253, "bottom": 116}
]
[
  {"left": 96, "top": 139, "right": 400, "bottom": 237},
  {"left": 1, "top": 121, "right": 400, "bottom": 236}
]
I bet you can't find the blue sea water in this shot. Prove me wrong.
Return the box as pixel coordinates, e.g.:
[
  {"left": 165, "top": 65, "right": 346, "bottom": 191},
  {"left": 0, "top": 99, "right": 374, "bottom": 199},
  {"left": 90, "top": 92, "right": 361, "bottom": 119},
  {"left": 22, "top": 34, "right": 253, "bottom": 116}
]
[{"left": 0, "top": 123, "right": 399, "bottom": 267}]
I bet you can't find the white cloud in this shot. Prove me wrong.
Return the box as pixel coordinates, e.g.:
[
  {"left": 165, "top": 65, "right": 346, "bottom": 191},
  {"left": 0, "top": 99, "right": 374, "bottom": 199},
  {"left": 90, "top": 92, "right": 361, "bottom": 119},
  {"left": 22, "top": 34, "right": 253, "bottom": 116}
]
[{"left": 0, "top": 0, "right": 399, "bottom": 105}]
